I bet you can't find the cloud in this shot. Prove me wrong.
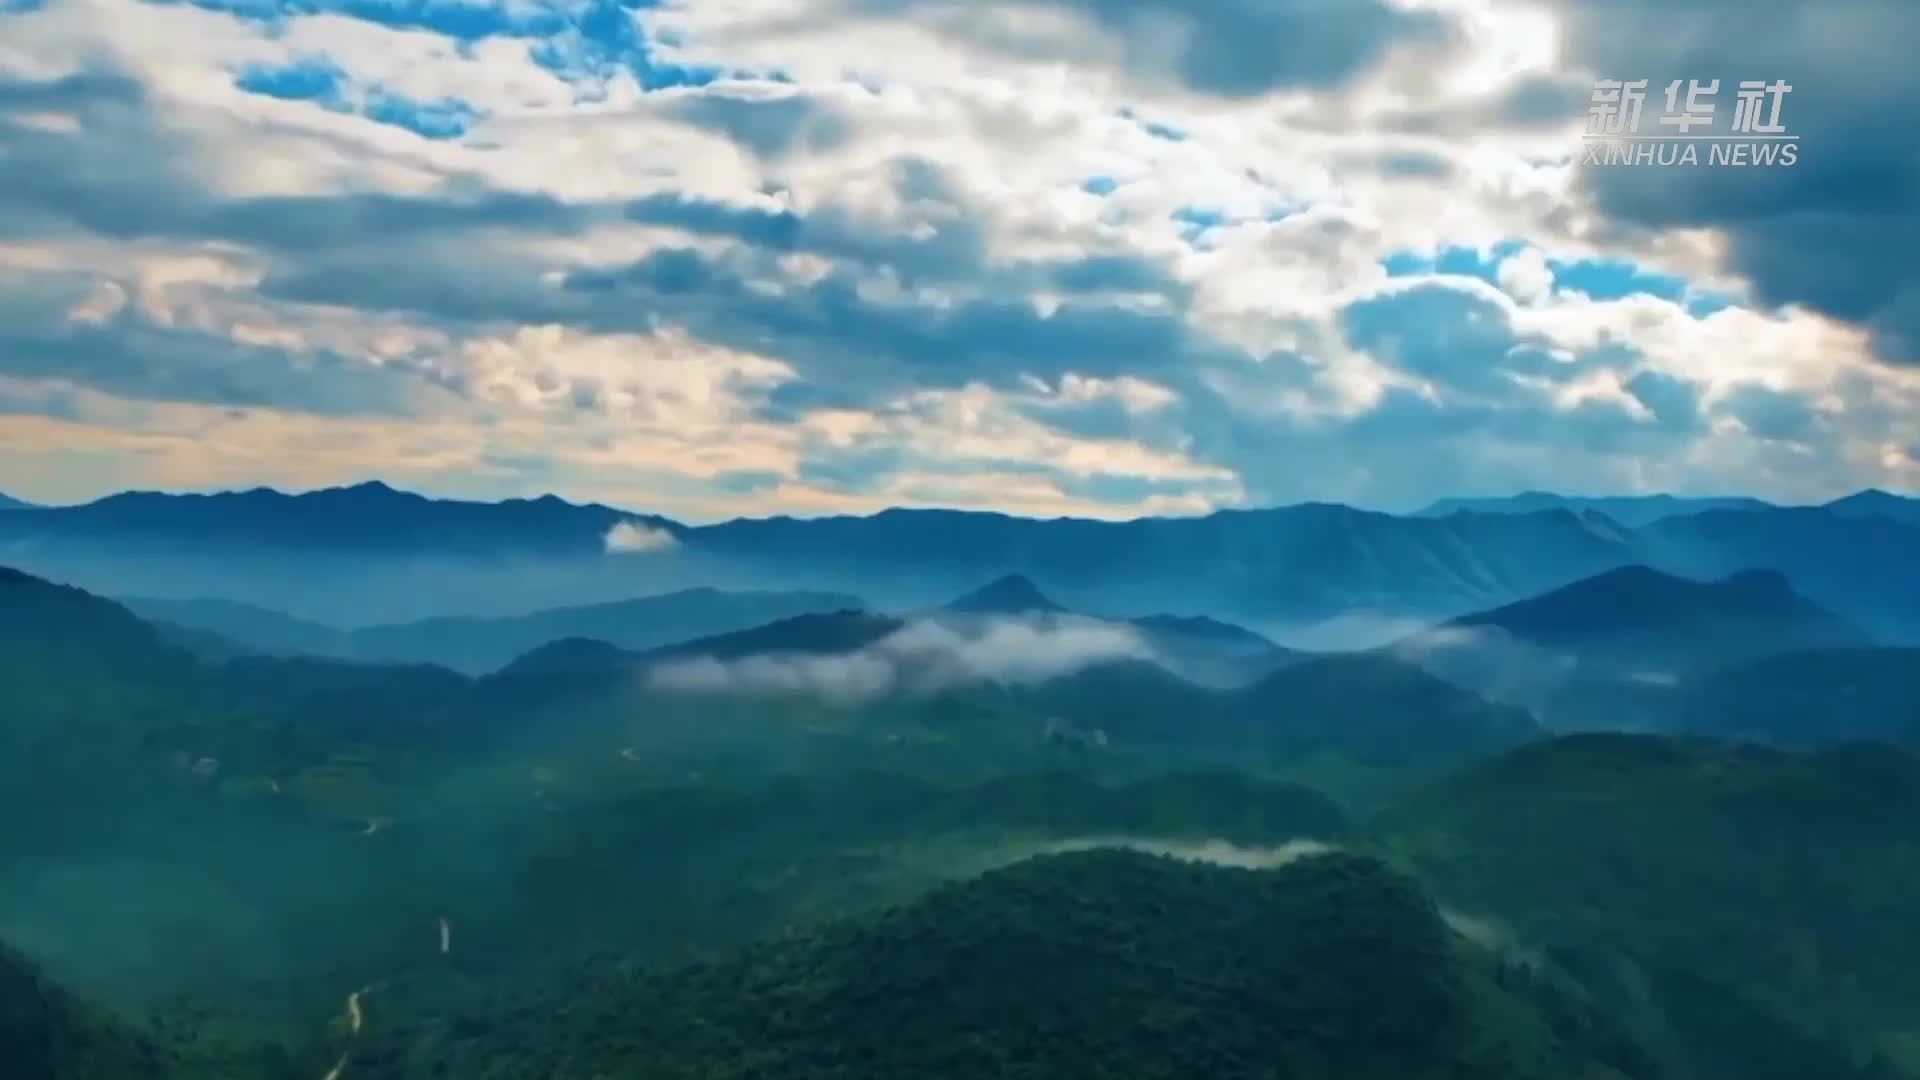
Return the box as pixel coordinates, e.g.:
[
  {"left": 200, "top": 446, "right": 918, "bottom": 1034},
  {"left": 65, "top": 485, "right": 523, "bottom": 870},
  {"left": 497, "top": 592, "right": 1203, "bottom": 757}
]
[
  {"left": 662, "top": 88, "right": 853, "bottom": 158},
  {"left": 1387, "top": 622, "right": 1581, "bottom": 707},
  {"left": 2, "top": 0, "right": 1918, "bottom": 514},
  {"left": 604, "top": 520, "right": 679, "bottom": 553},
  {"left": 1036, "top": 836, "right": 1338, "bottom": 871},
  {"left": 648, "top": 650, "right": 898, "bottom": 705},
  {"left": 851, "top": 0, "right": 1460, "bottom": 98},
  {"left": 647, "top": 613, "right": 1155, "bottom": 704},
  {"left": 1441, "top": 907, "right": 1546, "bottom": 969},
  {"left": 1718, "top": 382, "right": 1822, "bottom": 445},
  {"left": 1549, "top": 0, "right": 1920, "bottom": 366},
  {"left": 1496, "top": 246, "right": 1554, "bottom": 305}
]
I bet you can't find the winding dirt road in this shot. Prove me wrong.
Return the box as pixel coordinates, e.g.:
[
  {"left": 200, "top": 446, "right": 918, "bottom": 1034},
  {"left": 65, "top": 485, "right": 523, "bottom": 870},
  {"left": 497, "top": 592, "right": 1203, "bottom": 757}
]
[{"left": 319, "top": 987, "right": 372, "bottom": 1080}]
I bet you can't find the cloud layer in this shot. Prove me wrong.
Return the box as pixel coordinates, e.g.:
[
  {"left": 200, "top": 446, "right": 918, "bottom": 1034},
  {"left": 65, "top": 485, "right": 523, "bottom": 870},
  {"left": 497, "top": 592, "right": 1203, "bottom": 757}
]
[
  {"left": 3, "top": 0, "right": 1916, "bottom": 514},
  {"left": 648, "top": 614, "right": 1154, "bottom": 704}
]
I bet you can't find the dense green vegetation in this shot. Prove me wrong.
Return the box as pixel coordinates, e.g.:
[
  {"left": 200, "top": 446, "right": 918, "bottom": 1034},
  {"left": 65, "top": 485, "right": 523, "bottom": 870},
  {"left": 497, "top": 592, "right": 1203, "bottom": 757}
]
[
  {"left": 0, "top": 943, "right": 173, "bottom": 1080},
  {"left": 348, "top": 849, "right": 1666, "bottom": 1080},
  {"left": 8, "top": 563, "right": 1920, "bottom": 1080},
  {"left": 1376, "top": 735, "right": 1920, "bottom": 1066},
  {"left": 1660, "top": 647, "right": 1920, "bottom": 747}
]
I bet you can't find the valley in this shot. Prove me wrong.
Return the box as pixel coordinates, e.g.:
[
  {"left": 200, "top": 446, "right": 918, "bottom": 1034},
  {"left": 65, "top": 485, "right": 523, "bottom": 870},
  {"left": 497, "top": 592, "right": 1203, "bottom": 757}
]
[{"left": 3, "top": 486, "right": 1919, "bottom": 1079}]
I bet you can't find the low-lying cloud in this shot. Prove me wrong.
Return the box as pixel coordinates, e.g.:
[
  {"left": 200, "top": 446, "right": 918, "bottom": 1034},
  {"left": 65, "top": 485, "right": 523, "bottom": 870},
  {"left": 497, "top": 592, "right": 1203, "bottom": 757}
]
[
  {"left": 604, "top": 521, "right": 680, "bottom": 554},
  {"left": 1387, "top": 622, "right": 1579, "bottom": 703},
  {"left": 647, "top": 614, "right": 1155, "bottom": 705},
  {"left": 1036, "top": 835, "right": 1339, "bottom": 871},
  {"left": 1442, "top": 907, "right": 1547, "bottom": 970}
]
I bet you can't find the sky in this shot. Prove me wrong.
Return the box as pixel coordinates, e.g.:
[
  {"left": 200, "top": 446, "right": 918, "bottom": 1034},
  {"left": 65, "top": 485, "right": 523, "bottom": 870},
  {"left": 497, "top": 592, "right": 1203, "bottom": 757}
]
[{"left": 0, "top": 0, "right": 1916, "bottom": 520}]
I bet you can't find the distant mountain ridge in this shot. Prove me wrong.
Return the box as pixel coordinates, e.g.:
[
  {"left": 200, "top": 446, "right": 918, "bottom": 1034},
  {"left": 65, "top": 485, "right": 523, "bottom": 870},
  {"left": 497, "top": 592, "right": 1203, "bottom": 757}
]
[
  {"left": 5, "top": 480, "right": 1918, "bottom": 641},
  {"left": 1826, "top": 488, "right": 1920, "bottom": 525},
  {"left": 1448, "top": 565, "right": 1866, "bottom": 650},
  {"left": 0, "top": 480, "right": 673, "bottom": 558},
  {"left": 1390, "top": 565, "right": 1874, "bottom": 732},
  {"left": 1418, "top": 491, "right": 1779, "bottom": 526},
  {"left": 122, "top": 587, "right": 869, "bottom": 674},
  {"left": 349, "top": 587, "right": 865, "bottom": 674},
  {"left": 612, "top": 576, "right": 1536, "bottom": 769}
]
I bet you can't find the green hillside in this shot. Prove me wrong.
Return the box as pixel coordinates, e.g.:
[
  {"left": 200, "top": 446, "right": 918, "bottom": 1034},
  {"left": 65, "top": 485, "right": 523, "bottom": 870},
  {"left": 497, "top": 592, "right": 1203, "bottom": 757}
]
[
  {"left": 350, "top": 848, "right": 1665, "bottom": 1080},
  {"left": 1375, "top": 734, "right": 1920, "bottom": 1064}
]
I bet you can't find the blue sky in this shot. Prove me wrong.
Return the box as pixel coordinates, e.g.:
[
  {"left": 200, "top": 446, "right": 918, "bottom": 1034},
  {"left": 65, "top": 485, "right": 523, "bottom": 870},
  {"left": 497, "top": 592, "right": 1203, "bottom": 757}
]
[{"left": 0, "top": 0, "right": 1915, "bottom": 519}]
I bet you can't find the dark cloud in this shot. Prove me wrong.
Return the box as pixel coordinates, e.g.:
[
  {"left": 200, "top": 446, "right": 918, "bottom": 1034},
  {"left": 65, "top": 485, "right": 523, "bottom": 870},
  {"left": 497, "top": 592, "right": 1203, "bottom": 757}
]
[
  {"left": 1158, "top": 370, "right": 1718, "bottom": 510},
  {"left": 661, "top": 90, "right": 854, "bottom": 158},
  {"left": 0, "top": 271, "right": 434, "bottom": 416},
  {"left": 1370, "top": 149, "right": 1457, "bottom": 180},
  {"left": 1489, "top": 72, "right": 1594, "bottom": 129},
  {"left": 1382, "top": 71, "right": 1592, "bottom": 136},
  {"left": 1552, "top": 0, "right": 1920, "bottom": 364},
  {"left": 1340, "top": 281, "right": 1529, "bottom": 396},
  {"left": 212, "top": 190, "right": 601, "bottom": 251},
  {"left": 566, "top": 246, "right": 740, "bottom": 295},
  {"left": 710, "top": 468, "right": 787, "bottom": 494},
  {"left": 1718, "top": 382, "right": 1821, "bottom": 443},
  {"left": 692, "top": 265, "right": 1234, "bottom": 388},
  {"left": 856, "top": 0, "right": 1458, "bottom": 98},
  {"left": 260, "top": 233, "right": 1222, "bottom": 401},
  {"left": 0, "top": 69, "right": 141, "bottom": 109},
  {"left": 1340, "top": 281, "right": 1652, "bottom": 406},
  {"left": 0, "top": 71, "right": 205, "bottom": 240},
  {"left": 0, "top": 29, "right": 1891, "bottom": 510},
  {"left": 624, "top": 188, "right": 990, "bottom": 287},
  {"left": 1625, "top": 369, "right": 1705, "bottom": 432},
  {"left": 623, "top": 163, "right": 1184, "bottom": 298},
  {"left": 1, "top": 65, "right": 1195, "bottom": 417},
  {"left": 623, "top": 192, "right": 806, "bottom": 249},
  {"left": 795, "top": 446, "right": 911, "bottom": 492},
  {"left": 0, "top": 68, "right": 608, "bottom": 249}
]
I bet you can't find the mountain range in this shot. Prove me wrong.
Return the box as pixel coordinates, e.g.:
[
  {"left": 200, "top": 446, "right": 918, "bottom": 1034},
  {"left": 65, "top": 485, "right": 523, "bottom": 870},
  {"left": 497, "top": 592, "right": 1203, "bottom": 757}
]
[
  {"left": 122, "top": 587, "right": 869, "bottom": 675},
  {"left": 4, "top": 481, "right": 1917, "bottom": 642},
  {"left": 7, "top": 538, "right": 1920, "bottom": 1079},
  {"left": 1417, "top": 491, "right": 1779, "bottom": 526}
]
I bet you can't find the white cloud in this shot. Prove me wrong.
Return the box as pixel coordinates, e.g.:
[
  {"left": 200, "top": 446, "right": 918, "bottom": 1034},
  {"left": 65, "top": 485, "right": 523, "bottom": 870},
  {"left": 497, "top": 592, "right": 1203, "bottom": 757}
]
[
  {"left": 1, "top": 0, "right": 1915, "bottom": 513},
  {"left": 604, "top": 520, "right": 680, "bottom": 554},
  {"left": 1037, "top": 836, "right": 1339, "bottom": 871},
  {"left": 1496, "top": 245, "right": 1553, "bottom": 304},
  {"left": 647, "top": 613, "right": 1155, "bottom": 704}
]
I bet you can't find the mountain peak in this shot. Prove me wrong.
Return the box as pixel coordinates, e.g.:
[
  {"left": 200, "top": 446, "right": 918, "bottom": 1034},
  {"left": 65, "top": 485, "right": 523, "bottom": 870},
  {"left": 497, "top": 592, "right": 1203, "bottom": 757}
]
[
  {"left": 942, "top": 574, "right": 1066, "bottom": 615},
  {"left": 1448, "top": 563, "right": 1865, "bottom": 653},
  {"left": 325, "top": 479, "right": 418, "bottom": 502}
]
